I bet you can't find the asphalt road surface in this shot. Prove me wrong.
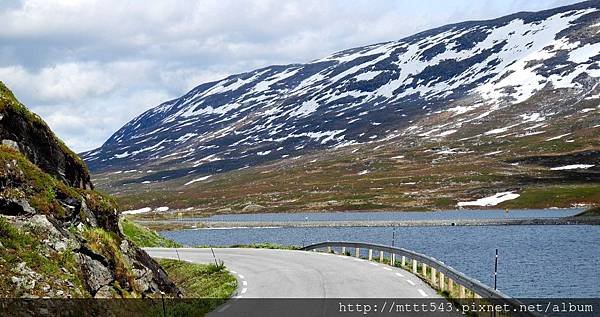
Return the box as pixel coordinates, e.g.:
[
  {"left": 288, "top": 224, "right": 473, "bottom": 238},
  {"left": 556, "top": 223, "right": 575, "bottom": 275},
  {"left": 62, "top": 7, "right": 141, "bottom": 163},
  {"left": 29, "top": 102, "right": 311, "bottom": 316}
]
[{"left": 145, "top": 248, "right": 439, "bottom": 299}]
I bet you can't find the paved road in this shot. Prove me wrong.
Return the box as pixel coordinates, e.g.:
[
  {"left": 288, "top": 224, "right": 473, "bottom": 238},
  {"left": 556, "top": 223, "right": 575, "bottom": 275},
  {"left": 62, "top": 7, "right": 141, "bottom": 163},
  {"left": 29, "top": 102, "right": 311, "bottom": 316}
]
[{"left": 145, "top": 248, "right": 439, "bottom": 298}]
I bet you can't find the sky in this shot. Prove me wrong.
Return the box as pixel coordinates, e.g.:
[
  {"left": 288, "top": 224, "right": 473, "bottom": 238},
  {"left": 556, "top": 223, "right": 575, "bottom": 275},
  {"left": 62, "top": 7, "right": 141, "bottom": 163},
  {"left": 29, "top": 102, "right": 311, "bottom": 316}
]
[{"left": 0, "top": 0, "right": 582, "bottom": 152}]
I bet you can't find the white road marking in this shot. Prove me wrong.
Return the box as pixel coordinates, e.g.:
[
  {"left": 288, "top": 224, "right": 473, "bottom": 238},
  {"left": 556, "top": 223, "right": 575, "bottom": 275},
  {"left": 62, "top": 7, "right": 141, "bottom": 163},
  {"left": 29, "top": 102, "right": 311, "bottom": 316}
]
[
  {"left": 369, "top": 262, "right": 379, "bottom": 266},
  {"left": 238, "top": 274, "right": 245, "bottom": 279},
  {"left": 241, "top": 288, "right": 248, "bottom": 294},
  {"left": 383, "top": 267, "right": 392, "bottom": 271},
  {"left": 217, "top": 304, "right": 231, "bottom": 313},
  {"left": 230, "top": 270, "right": 237, "bottom": 274},
  {"left": 406, "top": 280, "right": 416, "bottom": 286},
  {"left": 418, "top": 289, "right": 428, "bottom": 297},
  {"left": 242, "top": 280, "right": 248, "bottom": 286},
  {"left": 395, "top": 272, "right": 405, "bottom": 277}
]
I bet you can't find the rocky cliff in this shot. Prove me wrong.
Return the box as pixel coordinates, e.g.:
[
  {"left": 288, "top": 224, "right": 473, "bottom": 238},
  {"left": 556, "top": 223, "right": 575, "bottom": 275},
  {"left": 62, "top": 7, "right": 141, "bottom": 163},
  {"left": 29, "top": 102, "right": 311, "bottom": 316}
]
[
  {"left": 0, "top": 81, "right": 180, "bottom": 298},
  {"left": 0, "top": 82, "right": 92, "bottom": 190}
]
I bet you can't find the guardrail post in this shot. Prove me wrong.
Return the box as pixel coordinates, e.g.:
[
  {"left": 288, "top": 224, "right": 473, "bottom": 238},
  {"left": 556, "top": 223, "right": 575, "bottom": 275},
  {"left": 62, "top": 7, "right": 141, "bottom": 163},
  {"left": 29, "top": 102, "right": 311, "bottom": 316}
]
[
  {"left": 342, "top": 247, "right": 346, "bottom": 255},
  {"left": 431, "top": 268, "right": 437, "bottom": 285},
  {"left": 368, "top": 249, "right": 373, "bottom": 261},
  {"left": 402, "top": 256, "right": 406, "bottom": 267},
  {"left": 422, "top": 263, "right": 427, "bottom": 276},
  {"left": 390, "top": 254, "right": 395, "bottom": 266},
  {"left": 459, "top": 285, "right": 466, "bottom": 298},
  {"left": 448, "top": 278, "right": 454, "bottom": 295},
  {"left": 355, "top": 247, "right": 360, "bottom": 257},
  {"left": 439, "top": 272, "right": 445, "bottom": 291},
  {"left": 327, "top": 246, "right": 332, "bottom": 253},
  {"left": 412, "top": 259, "right": 417, "bottom": 273},
  {"left": 379, "top": 250, "right": 384, "bottom": 262}
]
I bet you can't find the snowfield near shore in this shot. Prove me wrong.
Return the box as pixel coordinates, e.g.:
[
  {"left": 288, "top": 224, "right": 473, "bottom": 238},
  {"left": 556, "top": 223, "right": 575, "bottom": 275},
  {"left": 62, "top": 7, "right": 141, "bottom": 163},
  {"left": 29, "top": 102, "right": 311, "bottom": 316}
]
[{"left": 458, "top": 192, "right": 520, "bottom": 207}]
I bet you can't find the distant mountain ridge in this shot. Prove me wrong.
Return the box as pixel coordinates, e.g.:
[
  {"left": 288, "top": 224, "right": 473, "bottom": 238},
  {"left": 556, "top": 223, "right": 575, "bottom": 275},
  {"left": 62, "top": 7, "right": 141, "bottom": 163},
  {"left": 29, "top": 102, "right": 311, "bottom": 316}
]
[{"left": 83, "top": 1, "right": 600, "bottom": 188}]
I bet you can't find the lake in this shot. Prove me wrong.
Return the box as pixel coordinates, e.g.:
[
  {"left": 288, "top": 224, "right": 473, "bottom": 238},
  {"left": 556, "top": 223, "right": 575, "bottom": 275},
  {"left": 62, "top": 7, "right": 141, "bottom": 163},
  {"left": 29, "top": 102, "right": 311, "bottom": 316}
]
[{"left": 161, "top": 209, "right": 599, "bottom": 298}]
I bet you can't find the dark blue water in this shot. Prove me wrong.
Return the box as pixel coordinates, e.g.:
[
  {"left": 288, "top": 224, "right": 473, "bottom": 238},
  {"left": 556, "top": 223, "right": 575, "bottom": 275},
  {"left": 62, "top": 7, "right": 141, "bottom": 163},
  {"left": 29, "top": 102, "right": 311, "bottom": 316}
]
[
  {"left": 162, "top": 224, "right": 600, "bottom": 298},
  {"left": 179, "top": 209, "right": 581, "bottom": 222}
]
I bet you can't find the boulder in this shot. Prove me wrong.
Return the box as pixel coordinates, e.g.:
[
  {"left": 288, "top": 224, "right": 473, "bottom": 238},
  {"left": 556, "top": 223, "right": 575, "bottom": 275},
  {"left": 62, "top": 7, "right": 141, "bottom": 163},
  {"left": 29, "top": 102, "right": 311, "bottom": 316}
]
[
  {"left": 2, "top": 139, "right": 19, "bottom": 151},
  {"left": 94, "top": 285, "right": 114, "bottom": 298},
  {"left": 0, "top": 198, "right": 35, "bottom": 216},
  {"left": 242, "top": 204, "right": 265, "bottom": 213},
  {"left": 77, "top": 254, "right": 113, "bottom": 294},
  {"left": 80, "top": 199, "right": 98, "bottom": 227}
]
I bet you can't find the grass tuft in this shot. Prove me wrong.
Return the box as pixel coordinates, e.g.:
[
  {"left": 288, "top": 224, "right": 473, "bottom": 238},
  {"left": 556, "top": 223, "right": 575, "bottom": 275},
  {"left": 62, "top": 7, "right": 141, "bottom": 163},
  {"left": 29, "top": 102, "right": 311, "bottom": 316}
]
[{"left": 121, "top": 218, "right": 182, "bottom": 248}]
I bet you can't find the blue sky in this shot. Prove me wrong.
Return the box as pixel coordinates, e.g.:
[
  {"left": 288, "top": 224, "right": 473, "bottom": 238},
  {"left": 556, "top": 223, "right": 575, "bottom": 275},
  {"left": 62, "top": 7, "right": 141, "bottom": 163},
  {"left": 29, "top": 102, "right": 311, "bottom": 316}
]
[{"left": 0, "top": 0, "right": 582, "bottom": 151}]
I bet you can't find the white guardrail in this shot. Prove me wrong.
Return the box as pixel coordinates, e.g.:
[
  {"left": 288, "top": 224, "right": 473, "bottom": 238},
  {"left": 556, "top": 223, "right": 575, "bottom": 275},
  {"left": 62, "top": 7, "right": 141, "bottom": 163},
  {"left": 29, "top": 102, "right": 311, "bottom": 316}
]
[{"left": 301, "top": 241, "right": 538, "bottom": 317}]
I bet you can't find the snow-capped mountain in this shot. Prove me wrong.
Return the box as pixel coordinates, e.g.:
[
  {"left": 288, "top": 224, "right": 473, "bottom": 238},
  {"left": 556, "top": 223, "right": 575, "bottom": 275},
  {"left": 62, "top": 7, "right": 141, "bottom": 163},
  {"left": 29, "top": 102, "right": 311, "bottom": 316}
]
[{"left": 83, "top": 1, "right": 600, "bottom": 184}]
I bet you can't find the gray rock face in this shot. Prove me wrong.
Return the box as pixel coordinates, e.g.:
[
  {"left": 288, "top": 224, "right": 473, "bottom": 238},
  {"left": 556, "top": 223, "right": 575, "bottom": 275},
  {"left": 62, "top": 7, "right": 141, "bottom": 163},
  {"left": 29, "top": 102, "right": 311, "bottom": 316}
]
[
  {"left": 78, "top": 254, "right": 114, "bottom": 294},
  {"left": 132, "top": 268, "right": 152, "bottom": 293},
  {"left": 0, "top": 198, "right": 35, "bottom": 216},
  {"left": 0, "top": 82, "right": 181, "bottom": 299},
  {"left": 2, "top": 139, "right": 19, "bottom": 151},
  {"left": 0, "top": 83, "right": 93, "bottom": 190},
  {"left": 94, "top": 285, "right": 114, "bottom": 298},
  {"left": 80, "top": 199, "right": 98, "bottom": 227}
]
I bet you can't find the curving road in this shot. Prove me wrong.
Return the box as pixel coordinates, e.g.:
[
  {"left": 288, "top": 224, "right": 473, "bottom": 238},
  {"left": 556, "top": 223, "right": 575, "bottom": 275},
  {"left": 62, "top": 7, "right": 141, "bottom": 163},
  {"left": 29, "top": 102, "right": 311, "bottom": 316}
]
[{"left": 145, "top": 247, "right": 440, "bottom": 299}]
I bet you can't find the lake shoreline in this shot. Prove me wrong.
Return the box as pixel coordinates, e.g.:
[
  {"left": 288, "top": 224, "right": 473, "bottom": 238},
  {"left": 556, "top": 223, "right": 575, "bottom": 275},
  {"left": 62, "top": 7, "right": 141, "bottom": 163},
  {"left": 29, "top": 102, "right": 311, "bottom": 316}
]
[{"left": 140, "top": 216, "right": 600, "bottom": 231}]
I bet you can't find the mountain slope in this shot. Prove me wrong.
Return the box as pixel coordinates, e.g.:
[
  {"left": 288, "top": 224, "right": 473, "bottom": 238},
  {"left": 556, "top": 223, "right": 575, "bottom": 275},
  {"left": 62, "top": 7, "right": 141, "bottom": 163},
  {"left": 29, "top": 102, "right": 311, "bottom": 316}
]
[
  {"left": 0, "top": 82, "right": 180, "bottom": 298},
  {"left": 84, "top": 1, "right": 600, "bottom": 213}
]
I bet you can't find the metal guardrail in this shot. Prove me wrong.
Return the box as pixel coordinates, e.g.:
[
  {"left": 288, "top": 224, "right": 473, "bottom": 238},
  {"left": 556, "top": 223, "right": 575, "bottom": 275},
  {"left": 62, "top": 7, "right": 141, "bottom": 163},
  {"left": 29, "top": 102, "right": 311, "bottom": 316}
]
[{"left": 301, "top": 241, "right": 536, "bottom": 317}]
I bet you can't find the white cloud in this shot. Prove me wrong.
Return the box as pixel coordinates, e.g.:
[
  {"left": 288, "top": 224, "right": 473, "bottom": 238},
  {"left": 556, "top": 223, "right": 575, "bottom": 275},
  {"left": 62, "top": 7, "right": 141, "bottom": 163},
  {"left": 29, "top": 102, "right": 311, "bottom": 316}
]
[{"left": 0, "top": 0, "right": 583, "bottom": 151}]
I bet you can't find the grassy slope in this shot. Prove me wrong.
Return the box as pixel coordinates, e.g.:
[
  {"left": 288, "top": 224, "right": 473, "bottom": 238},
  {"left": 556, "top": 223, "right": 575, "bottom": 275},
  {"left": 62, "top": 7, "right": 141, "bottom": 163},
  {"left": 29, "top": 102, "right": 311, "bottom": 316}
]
[
  {"left": 158, "top": 259, "right": 237, "bottom": 298},
  {"left": 157, "top": 259, "right": 237, "bottom": 316},
  {"left": 120, "top": 219, "right": 182, "bottom": 248},
  {"left": 499, "top": 185, "right": 600, "bottom": 209}
]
